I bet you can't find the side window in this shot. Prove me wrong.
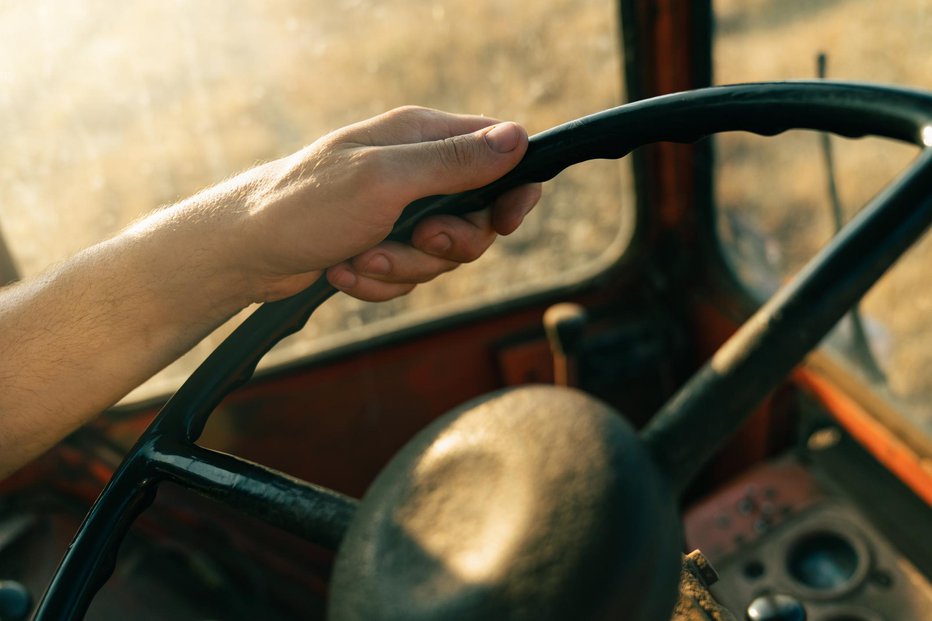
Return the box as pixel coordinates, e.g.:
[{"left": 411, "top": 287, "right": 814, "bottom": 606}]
[
  {"left": 0, "top": 0, "right": 633, "bottom": 402},
  {"left": 713, "top": 1, "right": 932, "bottom": 426}
]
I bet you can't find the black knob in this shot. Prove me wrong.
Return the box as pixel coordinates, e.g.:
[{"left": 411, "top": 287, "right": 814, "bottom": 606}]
[
  {"left": 329, "top": 385, "right": 683, "bottom": 621},
  {"left": 746, "top": 594, "right": 806, "bottom": 621},
  {"left": 0, "top": 580, "right": 32, "bottom": 621}
]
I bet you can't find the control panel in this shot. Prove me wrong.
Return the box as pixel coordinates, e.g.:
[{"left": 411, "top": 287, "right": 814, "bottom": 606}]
[{"left": 685, "top": 457, "right": 932, "bottom": 620}]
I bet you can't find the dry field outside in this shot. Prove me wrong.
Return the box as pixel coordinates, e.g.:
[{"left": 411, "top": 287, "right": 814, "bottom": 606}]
[
  {"left": 0, "top": 0, "right": 628, "bottom": 401},
  {"left": 715, "top": 0, "right": 932, "bottom": 429}
]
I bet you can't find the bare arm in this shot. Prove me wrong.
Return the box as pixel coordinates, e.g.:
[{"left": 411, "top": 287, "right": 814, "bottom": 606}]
[{"left": 0, "top": 107, "right": 541, "bottom": 476}]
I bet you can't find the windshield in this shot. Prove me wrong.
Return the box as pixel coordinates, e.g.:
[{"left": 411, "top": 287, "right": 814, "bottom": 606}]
[
  {"left": 713, "top": 0, "right": 932, "bottom": 436},
  {"left": 0, "top": 0, "right": 632, "bottom": 403}
]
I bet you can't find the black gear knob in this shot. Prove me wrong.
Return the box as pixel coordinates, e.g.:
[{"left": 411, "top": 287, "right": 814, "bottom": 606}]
[{"left": 0, "top": 580, "right": 32, "bottom": 621}]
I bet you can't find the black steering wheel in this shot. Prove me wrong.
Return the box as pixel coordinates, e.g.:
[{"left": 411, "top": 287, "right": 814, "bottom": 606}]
[{"left": 33, "top": 82, "right": 932, "bottom": 620}]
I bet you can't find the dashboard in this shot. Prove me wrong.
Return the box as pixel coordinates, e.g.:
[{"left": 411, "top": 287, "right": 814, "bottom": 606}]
[{"left": 685, "top": 426, "right": 932, "bottom": 620}]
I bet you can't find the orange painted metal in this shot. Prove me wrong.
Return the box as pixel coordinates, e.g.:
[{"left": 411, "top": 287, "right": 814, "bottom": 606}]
[
  {"left": 794, "top": 367, "right": 932, "bottom": 507},
  {"left": 628, "top": 0, "right": 707, "bottom": 241}
]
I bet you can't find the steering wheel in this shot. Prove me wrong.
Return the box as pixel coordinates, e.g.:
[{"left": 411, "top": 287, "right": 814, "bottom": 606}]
[{"left": 33, "top": 82, "right": 932, "bottom": 620}]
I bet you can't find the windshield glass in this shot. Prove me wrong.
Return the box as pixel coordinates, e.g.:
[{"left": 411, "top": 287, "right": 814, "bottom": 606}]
[
  {"left": 0, "top": 0, "right": 631, "bottom": 403},
  {"left": 713, "top": 0, "right": 932, "bottom": 435}
]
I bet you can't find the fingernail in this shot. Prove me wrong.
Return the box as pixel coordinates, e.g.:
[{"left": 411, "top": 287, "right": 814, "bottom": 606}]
[
  {"left": 484, "top": 122, "right": 520, "bottom": 153},
  {"left": 424, "top": 232, "right": 452, "bottom": 254},
  {"left": 363, "top": 254, "right": 391, "bottom": 275},
  {"left": 329, "top": 268, "right": 357, "bottom": 289}
]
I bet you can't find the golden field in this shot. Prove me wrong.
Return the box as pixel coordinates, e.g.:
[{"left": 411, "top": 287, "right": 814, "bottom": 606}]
[{"left": 716, "top": 0, "right": 932, "bottom": 426}]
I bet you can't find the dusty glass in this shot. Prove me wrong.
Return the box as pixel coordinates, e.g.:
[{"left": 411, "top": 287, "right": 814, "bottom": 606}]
[
  {"left": 0, "top": 0, "right": 632, "bottom": 402},
  {"left": 713, "top": 0, "right": 932, "bottom": 433}
]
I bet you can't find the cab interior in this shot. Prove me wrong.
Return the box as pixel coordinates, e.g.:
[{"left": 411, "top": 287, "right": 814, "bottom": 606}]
[{"left": 0, "top": 1, "right": 930, "bottom": 620}]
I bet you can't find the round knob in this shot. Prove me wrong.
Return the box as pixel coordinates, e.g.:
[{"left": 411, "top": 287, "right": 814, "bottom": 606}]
[
  {"left": 746, "top": 594, "right": 806, "bottom": 621},
  {"left": 0, "top": 580, "right": 32, "bottom": 621},
  {"left": 329, "top": 385, "right": 682, "bottom": 621}
]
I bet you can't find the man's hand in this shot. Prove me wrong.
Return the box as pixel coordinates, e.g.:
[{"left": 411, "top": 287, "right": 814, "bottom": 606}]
[
  {"left": 0, "top": 106, "right": 540, "bottom": 476},
  {"left": 180, "top": 106, "right": 541, "bottom": 303}
]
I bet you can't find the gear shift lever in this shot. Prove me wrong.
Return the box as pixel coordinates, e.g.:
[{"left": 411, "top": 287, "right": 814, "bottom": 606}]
[{"left": 543, "top": 303, "right": 587, "bottom": 388}]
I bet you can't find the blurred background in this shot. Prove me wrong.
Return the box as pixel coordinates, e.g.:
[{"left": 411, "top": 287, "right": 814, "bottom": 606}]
[
  {"left": 0, "top": 0, "right": 928, "bottom": 432},
  {"left": 0, "top": 0, "right": 630, "bottom": 400}
]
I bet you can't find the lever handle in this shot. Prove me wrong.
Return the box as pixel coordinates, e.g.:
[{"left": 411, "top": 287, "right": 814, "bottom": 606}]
[{"left": 544, "top": 302, "right": 588, "bottom": 388}]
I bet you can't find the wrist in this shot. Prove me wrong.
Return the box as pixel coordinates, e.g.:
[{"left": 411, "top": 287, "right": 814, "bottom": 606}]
[
  {"left": 122, "top": 193, "right": 255, "bottom": 325},
  {"left": 224, "top": 154, "right": 331, "bottom": 303}
]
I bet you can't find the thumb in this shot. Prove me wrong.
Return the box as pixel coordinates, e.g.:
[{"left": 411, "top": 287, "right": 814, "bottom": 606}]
[{"left": 384, "top": 122, "right": 529, "bottom": 202}]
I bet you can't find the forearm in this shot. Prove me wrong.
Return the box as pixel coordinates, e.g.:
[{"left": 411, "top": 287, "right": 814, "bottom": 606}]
[{"left": 0, "top": 194, "right": 252, "bottom": 476}]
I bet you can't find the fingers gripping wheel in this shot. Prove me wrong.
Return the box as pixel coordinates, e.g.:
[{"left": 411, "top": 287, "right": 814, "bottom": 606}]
[
  {"left": 35, "top": 83, "right": 932, "bottom": 620},
  {"left": 328, "top": 386, "right": 681, "bottom": 621}
]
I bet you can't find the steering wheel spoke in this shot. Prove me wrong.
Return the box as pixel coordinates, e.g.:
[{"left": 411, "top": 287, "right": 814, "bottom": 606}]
[
  {"left": 642, "top": 147, "right": 932, "bottom": 492},
  {"left": 150, "top": 443, "right": 357, "bottom": 549}
]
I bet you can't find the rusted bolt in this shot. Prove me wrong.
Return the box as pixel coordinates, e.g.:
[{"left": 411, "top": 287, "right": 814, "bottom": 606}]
[{"left": 686, "top": 549, "right": 720, "bottom": 586}]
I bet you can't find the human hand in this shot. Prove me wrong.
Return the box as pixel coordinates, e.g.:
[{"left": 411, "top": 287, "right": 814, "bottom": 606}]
[
  {"left": 232, "top": 106, "right": 542, "bottom": 303},
  {"left": 0, "top": 106, "right": 542, "bottom": 475}
]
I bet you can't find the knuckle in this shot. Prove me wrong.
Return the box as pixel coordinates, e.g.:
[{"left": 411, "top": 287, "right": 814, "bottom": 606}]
[
  {"left": 437, "top": 134, "right": 476, "bottom": 170},
  {"left": 458, "top": 238, "right": 488, "bottom": 263},
  {"left": 441, "top": 261, "right": 461, "bottom": 275},
  {"left": 388, "top": 104, "right": 430, "bottom": 118},
  {"left": 418, "top": 261, "right": 457, "bottom": 283},
  {"left": 383, "top": 105, "right": 432, "bottom": 131},
  {"left": 376, "top": 282, "right": 417, "bottom": 301}
]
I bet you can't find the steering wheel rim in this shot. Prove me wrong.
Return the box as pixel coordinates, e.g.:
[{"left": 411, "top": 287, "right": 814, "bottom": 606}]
[{"left": 34, "top": 81, "right": 932, "bottom": 620}]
